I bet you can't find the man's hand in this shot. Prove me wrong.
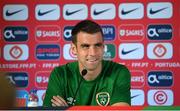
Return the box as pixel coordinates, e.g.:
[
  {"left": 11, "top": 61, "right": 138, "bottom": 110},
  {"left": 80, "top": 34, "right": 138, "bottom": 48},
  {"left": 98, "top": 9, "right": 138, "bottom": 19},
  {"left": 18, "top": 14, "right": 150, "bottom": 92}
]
[{"left": 51, "top": 95, "right": 68, "bottom": 107}]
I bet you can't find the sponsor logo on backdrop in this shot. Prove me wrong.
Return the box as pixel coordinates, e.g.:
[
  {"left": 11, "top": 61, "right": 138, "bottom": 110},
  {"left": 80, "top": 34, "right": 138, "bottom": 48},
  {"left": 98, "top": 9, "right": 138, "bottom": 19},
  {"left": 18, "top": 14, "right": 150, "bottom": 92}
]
[
  {"left": 63, "top": 4, "right": 88, "bottom": 20},
  {"left": 119, "top": 24, "right": 144, "bottom": 41},
  {"left": 147, "top": 43, "right": 173, "bottom": 59},
  {"left": 147, "top": 2, "right": 172, "bottom": 19},
  {"left": 16, "top": 90, "right": 29, "bottom": 106},
  {"left": 119, "top": 43, "right": 144, "bottom": 59},
  {"left": 63, "top": 26, "right": 74, "bottom": 41},
  {"left": 35, "top": 71, "right": 50, "bottom": 88},
  {"left": 36, "top": 44, "right": 60, "bottom": 60},
  {"left": 103, "top": 44, "right": 115, "bottom": 60},
  {"left": 131, "top": 89, "right": 145, "bottom": 106},
  {"left": 6, "top": 72, "right": 28, "bottom": 88},
  {"left": 119, "top": 3, "right": 144, "bottom": 19},
  {"left": 148, "top": 89, "right": 173, "bottom": 106},
  {"left": 91, "top": 4, "right": 115, "bottom": 20},
  {"left": 35, "top": 25, "right": 60, "bottom": 42},
  {"left": 148, "top": 71, "right": 173, "bottom": 87},
  {"left": 3, "top": 4, "right": 28, "bottom": 21},
  {"left": 131, "top": 71, "right": 145, "bottom": 88},
  {"left": 4, "top": 26, "right": 28, "bottom": 42},
  {"left": 101, "top": 25, "right": 115, "bottom": 41},
  {"left": 37, "top": 90, "right": 46, "bottom": 106},
  {"left": 147, "top": 24, "right": 172, "bottom": 40},
  {"left": 35, "top": 4, "right": 60, "bottom": 20},
  {"left": 63, "top": 44, "right": 77, "bottom": 60},
  {"left": 3, "top": 44, "right": 29, "bottom": 61}
]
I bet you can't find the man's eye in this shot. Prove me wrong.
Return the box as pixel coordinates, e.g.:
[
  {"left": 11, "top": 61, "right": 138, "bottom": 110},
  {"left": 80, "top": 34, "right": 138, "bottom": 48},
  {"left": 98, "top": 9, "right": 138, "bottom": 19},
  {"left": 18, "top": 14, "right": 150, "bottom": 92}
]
[
  {"left": 95, "top": 43, "right": 103, "bottom": 47},
  {"left": 81, "top": 45, "right": 89, "bottom": 48}
]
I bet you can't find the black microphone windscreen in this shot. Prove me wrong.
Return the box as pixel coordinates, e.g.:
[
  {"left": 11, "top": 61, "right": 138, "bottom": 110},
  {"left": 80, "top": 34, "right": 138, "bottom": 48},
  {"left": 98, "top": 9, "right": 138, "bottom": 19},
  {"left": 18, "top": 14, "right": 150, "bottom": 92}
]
[{"left": 81, "top": 69, "right": 87, "bottom": 76}]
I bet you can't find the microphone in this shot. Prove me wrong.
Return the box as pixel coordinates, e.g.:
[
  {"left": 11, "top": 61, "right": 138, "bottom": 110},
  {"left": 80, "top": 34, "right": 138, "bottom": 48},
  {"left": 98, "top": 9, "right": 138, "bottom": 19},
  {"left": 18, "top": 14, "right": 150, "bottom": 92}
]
[{"left": 70, "top": 69, "right": 87, "bottom": 106}]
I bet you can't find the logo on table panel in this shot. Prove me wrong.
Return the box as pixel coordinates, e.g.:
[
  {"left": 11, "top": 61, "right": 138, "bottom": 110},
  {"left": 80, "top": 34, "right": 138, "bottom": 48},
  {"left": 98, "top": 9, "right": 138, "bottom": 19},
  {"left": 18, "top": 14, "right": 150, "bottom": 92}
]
[
  {"left": 148, "top": 89, "right": 173, "bottom": 106},
  {"left": 148, "top": 71, "right": 173, "bottom": 87},
  {"left": 119, "top": 24, "right": 144, "bottom": 41},
  {"left": 119, "top": 3, "right": 144, "bottom": 19},
  {"left": 35, "top": 4, "right": 60, "bottom": 20},
  {"left": 103, "top": 44, "right": 115, "bottom": 60},
  {"left": 147, "top": 24, "right": 172, "bottom": 40},
  {"left": 131, "top": 71, "right": 145, "bottom": 88},
  {"left": 3, "top": 44, "right": 29, "bottom": 61},
  {"left": 4, "top": 26, "right": 28, "bottom": 42},
  {"left": 63, "top": 44, "right": 77, "bottom": 60},
  {"left": 35, "top": 25, "right": 60, "bottom": 42},
  {"left": 147, "top": 43, "right": 173, "bottom": 59},
  {"left": 3, "top": 4, "right": 28, "bottom": 21},
  {"left": 91, "top": 3, "right": 115, "bottom": 20},
  {"left": 131, "top": 89, "right": 145, "bottom": 106},
  {"left": 37, "top": 90, "right": 46, "bottom": 106},
  {"left": 119, "top": 43, "right": 144, "bottom": 60},
  {"left": 6, "top": 72, "right": 28, "bottom": 88},
  {"left": 63, "top": 4, "right": 88, "bottom": 20},
  {"left": 147, "top": 2, "right": 172, "bottom": 19},
  {"left": 36, "top": 44, "right": 60, "bottom": 60},
  {"left": 16, "top": 90, "right": 29, "bottom": 107},
  {"left": 63, "top": 26, "right": 74, "bottom": 41},
  {"left": 101, "top": 25, "right": 115, "bottom": 41},
  {"left": 35, "top": 71, "right": 50, "bottom": 88}
]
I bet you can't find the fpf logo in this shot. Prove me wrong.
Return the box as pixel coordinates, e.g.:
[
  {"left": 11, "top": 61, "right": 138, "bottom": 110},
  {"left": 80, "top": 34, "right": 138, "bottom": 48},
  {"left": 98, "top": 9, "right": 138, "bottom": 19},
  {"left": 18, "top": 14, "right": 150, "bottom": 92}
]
[
  {"left": 35, "top": 25, "right": 60, "bottom": 42},
  {"left": 147, "top": 43, "right": 173, "bottom": 59},
  {"left": 3, "top": 44, "right": 29, "bottom": 61}
]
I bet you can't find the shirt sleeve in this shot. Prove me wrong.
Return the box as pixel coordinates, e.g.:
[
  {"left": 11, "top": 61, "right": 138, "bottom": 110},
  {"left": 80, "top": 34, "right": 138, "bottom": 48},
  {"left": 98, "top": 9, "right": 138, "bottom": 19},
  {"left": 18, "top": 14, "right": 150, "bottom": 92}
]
[
  {"left": 110, "top": 65, "right": 131, "bottom": 105},
  {"left": 43, "top": 67, "right": 64, "bottom": 107}
]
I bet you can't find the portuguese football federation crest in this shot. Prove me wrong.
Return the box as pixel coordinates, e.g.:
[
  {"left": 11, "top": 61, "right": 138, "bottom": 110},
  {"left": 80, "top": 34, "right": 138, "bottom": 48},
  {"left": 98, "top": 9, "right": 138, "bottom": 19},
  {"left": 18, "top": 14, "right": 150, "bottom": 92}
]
[{"left": 96, "top": 92, "right": 110, "bottom": 106}]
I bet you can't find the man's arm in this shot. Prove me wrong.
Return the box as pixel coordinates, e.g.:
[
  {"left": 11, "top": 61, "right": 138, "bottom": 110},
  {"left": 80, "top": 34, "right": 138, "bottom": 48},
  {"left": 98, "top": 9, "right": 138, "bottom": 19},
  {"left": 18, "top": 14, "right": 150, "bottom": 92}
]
[
  {"left": 51, "top": 95, "right": 68, "bottom": 106},
  {"left": 112, "top": 102, "right": 130, "bottom": 106},
  {"left": 110, "top": 65, "right": 131, "bottom": 106}
]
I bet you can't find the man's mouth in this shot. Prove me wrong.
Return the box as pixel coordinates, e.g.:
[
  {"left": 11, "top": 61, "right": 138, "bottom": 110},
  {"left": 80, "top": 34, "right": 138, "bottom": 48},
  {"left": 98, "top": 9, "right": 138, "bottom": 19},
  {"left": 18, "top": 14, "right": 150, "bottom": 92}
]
[{"left": 87, "top": 58, "right": 97, "bottom": 62}]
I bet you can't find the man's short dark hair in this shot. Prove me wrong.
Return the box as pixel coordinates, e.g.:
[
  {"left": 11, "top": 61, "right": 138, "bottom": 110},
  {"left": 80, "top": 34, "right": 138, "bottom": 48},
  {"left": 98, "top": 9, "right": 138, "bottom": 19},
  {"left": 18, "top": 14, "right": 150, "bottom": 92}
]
[{"left": 71, "top": 20, "right": 103, "bottom": 44}]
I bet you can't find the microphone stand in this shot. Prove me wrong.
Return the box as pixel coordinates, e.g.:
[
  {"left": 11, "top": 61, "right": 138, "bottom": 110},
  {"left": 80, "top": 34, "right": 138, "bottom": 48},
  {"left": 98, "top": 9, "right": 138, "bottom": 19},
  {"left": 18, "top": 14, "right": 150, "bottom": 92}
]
[{"left": 70, "top": 69, "right": 87, "bottom": 106}]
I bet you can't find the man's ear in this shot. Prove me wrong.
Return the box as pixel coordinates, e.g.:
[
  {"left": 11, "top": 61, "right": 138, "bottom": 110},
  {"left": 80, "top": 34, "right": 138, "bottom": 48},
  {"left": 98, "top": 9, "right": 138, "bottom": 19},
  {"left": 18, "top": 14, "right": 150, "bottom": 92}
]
[{"left": 71, "top": 43, "right": 77, "bottom": 55}]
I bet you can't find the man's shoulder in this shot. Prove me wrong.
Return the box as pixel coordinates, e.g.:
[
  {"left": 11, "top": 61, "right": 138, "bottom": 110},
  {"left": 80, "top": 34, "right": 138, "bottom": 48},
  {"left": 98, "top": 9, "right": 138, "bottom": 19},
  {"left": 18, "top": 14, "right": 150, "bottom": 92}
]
[
  {"left": 103, "top": 60, "right": 126, "bottom": 69},
  {"left": 54, "top": 61, "right": 78, "bottom": 70}
]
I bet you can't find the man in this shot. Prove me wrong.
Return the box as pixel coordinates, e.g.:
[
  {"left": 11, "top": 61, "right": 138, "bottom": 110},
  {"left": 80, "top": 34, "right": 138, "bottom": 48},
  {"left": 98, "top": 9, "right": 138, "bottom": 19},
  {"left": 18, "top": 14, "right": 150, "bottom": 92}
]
[{"left": 43, "top": 20, "right": 131, "bottom": 107}]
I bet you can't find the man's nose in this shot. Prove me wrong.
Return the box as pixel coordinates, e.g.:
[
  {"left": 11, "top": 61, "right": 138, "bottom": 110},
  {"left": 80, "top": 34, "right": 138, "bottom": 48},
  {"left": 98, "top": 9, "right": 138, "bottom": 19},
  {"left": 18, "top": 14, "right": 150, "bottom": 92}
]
[{"left": 88, "top": 47, "right": 96, "bottom": 56}]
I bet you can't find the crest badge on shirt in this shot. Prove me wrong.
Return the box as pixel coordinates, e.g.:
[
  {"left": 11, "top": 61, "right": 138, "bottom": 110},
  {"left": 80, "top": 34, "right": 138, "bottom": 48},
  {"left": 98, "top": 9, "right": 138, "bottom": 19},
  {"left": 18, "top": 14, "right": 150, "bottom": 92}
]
[{"left": 96, "top": 92, "right": 110, "bottom": 106}]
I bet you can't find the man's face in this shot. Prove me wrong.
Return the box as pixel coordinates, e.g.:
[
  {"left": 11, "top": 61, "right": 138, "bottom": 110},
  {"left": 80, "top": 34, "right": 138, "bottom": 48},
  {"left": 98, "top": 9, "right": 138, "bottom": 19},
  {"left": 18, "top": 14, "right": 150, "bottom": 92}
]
[{"left": 71, "top": 31, "right": 104, "bottom": 71}]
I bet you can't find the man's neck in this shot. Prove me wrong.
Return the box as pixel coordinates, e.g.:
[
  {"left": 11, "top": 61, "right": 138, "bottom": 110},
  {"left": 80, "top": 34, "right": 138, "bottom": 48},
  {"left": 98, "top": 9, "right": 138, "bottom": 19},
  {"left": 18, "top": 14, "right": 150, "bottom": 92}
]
[{"left": 79, "top": 64, "right": 102, "bottom": 81}]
